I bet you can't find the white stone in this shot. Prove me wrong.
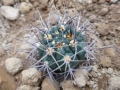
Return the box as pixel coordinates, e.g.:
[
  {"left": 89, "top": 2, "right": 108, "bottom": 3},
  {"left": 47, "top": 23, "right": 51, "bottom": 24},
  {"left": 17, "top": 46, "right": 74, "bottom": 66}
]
[
  {"left": 75, "top": 77, "right": 87, "bottom": 87},
  {"left": 110, "top": 0, "right": 118, "bottom": 3},
  {"left": 107, "top": 76, "right": 120, "bottom": 90},
  {"left": 78, "top": 0, "right": 92, "bottom": 4},
  {"left": 97, "top": 73, "right": 101, "bottom": 76},
  {"left": 5, "top": 57, "right": 23, "bottom": 75},
  {"left": 20, "top": 2, "right": 32, "bottom": 13},
  {"left": 92, "top": 84, "right": 98, "bottom": 89},
  {"left": 85, "top": 0, "right": 92, "bottom": 3},
  {"left": 74, "top": 69, "right": 89, "bottom": 87},
  {"left": 87, "top": 81, "right": 95, "bottom": 88},
  {"left": 77, "top": 0, "right": 82, "bottom": 3},
  {"left": 101, "top": 68, "right": 107, "bottom": 74},
  {"left": 91, "top": 66, "right": 98, "bottom": 72},
  {"left": 107, "top": 68, "right": 113, "bottom": 74},
  {"left": 16, "top": 85, "right": 40, "bottom": 90},
  {"left": 1, "top": 6, "right": 20, "bottom": 20},
  {"left": 21, "top": 68, "right": 42, "bottom": 86},
  {"left": 91, "top": 71, "right": 98, "bottom": 77},
  {"left": 2, "top": 0, "right": 14, "bottom": 5},
  {"left": 114, "top": 70, "right": 118, "bottom": 76},
  {"left": 89, "top": 81, "right": 94, "bottom": 85}
]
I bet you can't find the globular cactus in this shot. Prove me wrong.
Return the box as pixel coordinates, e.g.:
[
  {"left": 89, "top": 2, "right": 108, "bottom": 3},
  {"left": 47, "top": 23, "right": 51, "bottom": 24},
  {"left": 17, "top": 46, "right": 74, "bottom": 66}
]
[
  {"left": 27, "top": 9, "right": 100, "bottom": 83},
  {"left": 37, "top": 24, "right": 86, "bottom": 72}
]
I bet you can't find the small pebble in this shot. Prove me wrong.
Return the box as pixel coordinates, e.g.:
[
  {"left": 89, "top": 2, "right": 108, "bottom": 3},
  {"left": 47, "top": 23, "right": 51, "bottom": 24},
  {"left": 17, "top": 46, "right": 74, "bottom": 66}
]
[
  {"left": 33, "top": 2, "right": 39, "bottom": 7},
  {"left": 106, "top": 73, "right": 111, "bottom": 78},
  {"left": 99, "top": 8, "right": 109, "bottom": 16},
  {"left": 98, "top": 0, "right": 105, "bottom": 4},
  {"left": 86, "top": 4, "right": 93, "bottom": 11},
  {"left": 91, "top": 65, "right": 98, "bottom": 72},
  {"left": 100, "top": 55, "right": 111, "bottom": 67},
  {"left": 89, "top": 81, "right": 94, "bottom": 85},
  {"left": 92, "top": 0, "right": 97, "bottom": 3},
  {"left": 110, "top": 0, "right": 118, "bottom": 3},
  {"left": 90, "top": 15, "right": 96, "bottom": 23},
  {"left": 91, "top": 71, "right": 98, "bottom": 77},
  {"left": 101, "top": 68, "right": 107, "bottom": 74},
  {"left": 94, "top": 78, "right": 98, "bottom": 82},
  {"left": 97, "top": 73, "right": 101, "bottom": 76},
  {"left": 2, "top": 0, "right": 14, "bottom": 5},
  {"left": 107, "top": 68, "right": 113, "bottom": 74},
  {"left": 20, "top": 2, "right": 32, "bottom": 13},
  {"left": 92, "top": 84, "right": 98, "bottom": 88}
]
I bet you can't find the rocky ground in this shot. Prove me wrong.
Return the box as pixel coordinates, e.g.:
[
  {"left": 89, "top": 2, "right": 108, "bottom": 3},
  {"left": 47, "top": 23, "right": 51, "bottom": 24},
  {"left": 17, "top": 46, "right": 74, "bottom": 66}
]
[{"left": 0, "top": 0, "right": 120, "bottom": 90}]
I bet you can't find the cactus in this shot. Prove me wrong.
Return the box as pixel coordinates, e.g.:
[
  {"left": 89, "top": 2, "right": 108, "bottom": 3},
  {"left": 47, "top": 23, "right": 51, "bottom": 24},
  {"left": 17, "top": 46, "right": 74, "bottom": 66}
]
[
  {"left": 26, "top": 9, "right": 106, "bottom": 84},
  {"left": 37, "top": 24, "right": 86, "bottom": 72},
  {"left": 26, "top": 9, "right": 92, "bottom": 82}
]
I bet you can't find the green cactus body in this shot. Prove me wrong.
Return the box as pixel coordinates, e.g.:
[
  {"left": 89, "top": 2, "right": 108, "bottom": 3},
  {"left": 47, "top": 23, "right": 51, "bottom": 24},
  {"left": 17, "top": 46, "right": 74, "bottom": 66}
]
[{"left": 38, "top": 24, "right": 86, "bottom": 72}]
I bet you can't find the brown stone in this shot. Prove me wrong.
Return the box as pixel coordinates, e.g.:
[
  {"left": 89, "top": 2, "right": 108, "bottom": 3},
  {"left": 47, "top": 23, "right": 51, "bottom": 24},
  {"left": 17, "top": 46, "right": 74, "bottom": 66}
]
[
  {"left": 39, "top": 0, "right": 48, "bottom": 5},
  {"left": 20, "top": 2, "right": 32, "bottom": 14},
  {"left": 104, "top": 48, "right": 117, "bottom": 57},
  {"left": 86, "top": 4, "right": 93, "bottom": 11},
  {"left": 98, "top": 0, "right": 105, "bottom": 4},
  {"left": 90, "top": 15, "right": 96, "bottom": 23},
  {"left": 117, "top": 26, "right": 120, "bottom": 31},
  {"left": 100, "top": 55, "right": 111, "bottom": 67},
  {"left": 62, "top": 80, "right": 78, "bottom": 90},
  {"left": 76, "top": 5, "right": 83, "bottom": 12},
  {"left": 42, "top": 77, "right": 60, "bottom": 90},
  {"left": 33, "top": 2, "right": 39, "bottom": 7},
  {"left": 99, "top": 8, "right": 109, "bottom": 16},
  {"left": 97, "top": 23, "right": 110, "bottom": 36},
  {"left": 92, "top": 0, "right": 97, "bottom": 3}
]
